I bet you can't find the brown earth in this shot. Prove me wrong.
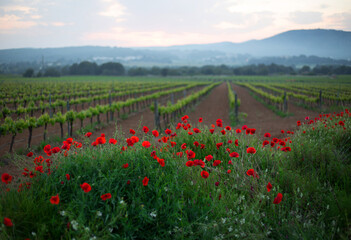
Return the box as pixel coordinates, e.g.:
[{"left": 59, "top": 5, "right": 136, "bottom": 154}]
[{"left": 232, "top": 84, "right": 320, "bottom": 138}]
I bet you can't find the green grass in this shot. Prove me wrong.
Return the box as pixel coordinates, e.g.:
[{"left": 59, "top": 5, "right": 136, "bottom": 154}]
[{"left": 0, "top": 110, "right": 350, "bottom": 239}]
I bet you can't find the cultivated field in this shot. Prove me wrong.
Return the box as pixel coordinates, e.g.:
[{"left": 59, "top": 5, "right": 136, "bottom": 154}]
[{"left": 0, "top": 75, "right": 350, "bottom": 239}]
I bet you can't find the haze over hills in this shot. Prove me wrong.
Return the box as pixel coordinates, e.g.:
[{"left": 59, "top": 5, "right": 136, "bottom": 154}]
[{"left": 0, "top": 29, "right": 350, "bottom": 68}]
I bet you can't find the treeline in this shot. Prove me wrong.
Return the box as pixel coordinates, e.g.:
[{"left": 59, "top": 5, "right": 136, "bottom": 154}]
[{"left": 22, "top": 61, "right": 351, "bottom": 77}]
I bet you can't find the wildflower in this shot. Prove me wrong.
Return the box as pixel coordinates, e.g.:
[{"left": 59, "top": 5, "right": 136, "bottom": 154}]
[
  {"left": 246, "top": 147, "right": 256, "bottom": 154},
  {"left": 50, "top": 194, "right": 60, "bottom": 204},
  {"left": 264, "top": 132, "right": 271, "bottom": 137},
  {"left": 152, "top": 130, "right": 159, "bottom": 137},
  {"left": 80, "top": 183, "right": 92, "bottom": 193},
  {"left": 273, "top": 193, "right": 283, "bottom": 204},
  {"left": 109, "top": 138, "right": 117, "bottom": 144},
  {"left": 142, "top": 177, "right": 149, "bottom": 186},
  {"left": 266, "top": 182, "right": 272, "bottom": 192},
  {"left": 27, "top": 152, "right": 33, "bottom": 157},
  {"left": 2, "top": 173, "right": 12, "bottom": 184},
  {"left": 85, "top": 132, "right": 92, "bottom": 137},
  {"left": 129, "top": 129, "right": 136, "bottom": 135},
  {"left": 101, "top": 193, "right": 112, "bottom": 201},
  {"left": 201, "top": 170, "right": 209, "bottom": 179},
  {"left": 142, "top": 141, "right": 151, "bottom": 148},
  {"left": 4, "top": 217, "right": 13, "bottom": 227},
  {"left": 143, "top": 126, "right": 149, "bottom": 133}
]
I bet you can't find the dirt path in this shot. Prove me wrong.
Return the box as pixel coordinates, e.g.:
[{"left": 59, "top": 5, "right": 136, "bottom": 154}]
[
  {"left": 233, "top": 84, "right": 320, "bottom": 138},
  {"left": 187, "top": 82, "right": 230, "bottom": 127}
]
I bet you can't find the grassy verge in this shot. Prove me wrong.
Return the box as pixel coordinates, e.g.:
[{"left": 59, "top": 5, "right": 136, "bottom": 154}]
[{"left": 1, "top": 110, "right": 350, "bottom": 239}]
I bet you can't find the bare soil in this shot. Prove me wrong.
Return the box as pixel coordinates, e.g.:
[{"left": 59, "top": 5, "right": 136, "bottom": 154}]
[{"left": 232, "top": 84, "right": 320, "bottom": 138}]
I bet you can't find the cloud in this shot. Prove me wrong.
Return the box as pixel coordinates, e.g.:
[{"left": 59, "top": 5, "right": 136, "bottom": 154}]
[
  {"left": 99, "top": 0, "right": 127, "bottom": 22},
  {"left": 214, "top": 21, "right": 244, "bottom": 29},
  {"left": 51, "top": 22, "right": 66, "bottom": 27},
  {"left": 327, "top": 12, "right": 351, "bottom": 29},
  {"left": 289, "top": 11, "right": 323, "bottom": 24},
  {"left": 30, "top": 15, "right": 42, "bottom": 19},
  {"left": 0, "top": 14, "right": 37, "bottom": 30},
  {"left": 0, "top": 5, "right": 36, "bottom": 14},
  {"left": 83, "top": 28, "right": 222, "bottom": 47}
]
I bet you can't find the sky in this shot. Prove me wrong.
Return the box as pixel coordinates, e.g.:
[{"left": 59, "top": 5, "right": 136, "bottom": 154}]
[{"left": 0, "top": 0, "right": 350, "bottom": 49}]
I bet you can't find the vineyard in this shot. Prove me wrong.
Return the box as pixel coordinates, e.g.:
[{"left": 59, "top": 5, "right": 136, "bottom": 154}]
[{"left": 1, "top": 75, "right": 351, "bottom": 155}]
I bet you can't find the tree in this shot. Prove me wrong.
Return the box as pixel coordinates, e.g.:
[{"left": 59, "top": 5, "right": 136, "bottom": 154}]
[
  {"left": 23, "top": 68, "right": 34, "bottom": 78},
  {"left": 100, "top": 62, "right": 125, "bottom": 75}
]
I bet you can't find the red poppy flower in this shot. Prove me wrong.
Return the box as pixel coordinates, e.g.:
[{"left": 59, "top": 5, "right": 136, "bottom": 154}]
[
  {"left": 131, "top": 136, "right": 139, "bottom": 143},
  {"left": 339, "top": 121, "right": 345, "bottom": 127},
  {"left": 161, "top": 136, "right": 168, "bottom": 143},
  {"left": 193, "top": 128, "right": 201, "bottom": 133},
  {"left": 242, "top": 125, "right": 247, "bottom": 130},
  {"left": 205, "top": 155, "right": 213, "bottom": 161},
  {"left": 142, "top": 177, "right": 149, "bottom": 186},
  {"left": 3, "top": 217, "right": 13, "bottom": 227},
  {"left": 101, "top": 193, "right": 112, "bottom": 201},
  {"left": 188, "top": 131, "right": 193, "bottom": 135},
  {"left": 165, "top": 128, "right": 172, "bottom": 135},
  {"left": 92, "top": 141, "right": 98, "bottom": 147},
  {"left": 142, "top": 141, "right": 151, "bottom": 148},
  {"left": 44, "top": 144, "right": 51, "bottom": 153},
  {"left": 236, "top": 129, "right": 242, "bottom": 133},
  {"left": 127, "top": 180, "right": 131, "bottom": 185},
  {"left": 273, "top": 193, "right": 283, "bottom": 204},
  {"left": 143, "top": 126, "right": 149, "bottom": 133},
  {"left": 201, "top": 170, "right": 209, "bottom": 179},
  {"left": 35, "top": 166, "right": 44, "bottom": 173},
  {"left": 51, "top": 147, "right": 61, "bottom": 154},
  {"left": 157, "top": 158, "right": 165, "bottom": 167},
  {"left": 66, "top": 174, "right": 70, "bottom": 180},
  {"left": 123, "top": 163, "right": 129, "bottom": 168},
  {"left": 66, "top": 138, "right": 73, "bottom": 144},
  {"left": 1, "top": 173, "right": 12, "bottom": 184},
  {"left": 246, "top": 147, "right": 256, "bottom": 154},
  {"left": 266, "top": 182, "right": 272, "bottom": 192},
  {"left": 200, "top": 144, "right": 205, "bottom": 149},
  {"left": 80, "top": 182, "right": 92, "bottom": 193},
  {"left": 235, "top": 139, "right": 239, "bottom": 146},
  {"left": 250, "top": 128, "right": 256, "bottom": 134},
  {"left": 109, "top": 138, "right": 117, "bottom": 144},
  {"left": 216, "top": 142, "right": 223, "bottom": 149},
  {"left": 152, "top": 130, "right": 159, "bottom": 137},
  {"left": 227, "top": 169, "right": 231, "bottom": 174},
  {"left": 297, "top": 121, "right": 301, "bottom": 126},
  {"left": 100, "top": 133, "right": 105, "bottom": 137},
  {"left": 194, "top": 159, "right": 205, "bottom": 168},
  {"left": 281, "top": 130, "right": 285, "bottom": 134},
  {"left": 193, "top": 141, "right": 199, "bottom": 147},
  {"left": 130, "top": 129, "right": 136, "bottom": 135},
  {"left": 209, "top": 129, "right": 215, "bottom": 134},
  {"left": 186, "top": 150, "right": 196, "bottom": 160},
  {"left": 213, "top": 160, "right": 221, "bottom": 167},
  {"left": 264, "top": 132, "right": 271, "bottom": 138},
  {"left": 228, "top": 160, "right": 233, "bottom": 165},
  {"left": 198, "top": 117, "right": 203, "bottom": 123},
  {"left": 85, "top": 132, "right": 92, "bottom": 137},
  {"left": 27, "top": 152, "right": 33, "bottom": 157},
  {"left": 185, "top": 161, "right": 194, "bottom": 167},
  {"left": 262, "top": 140, "right": 270, "bottom": 146},
  {"left": 96, "top": 137, "right": 106, "bottom": 145},
  {"left": 50, "top": 194, "right": 60, "bottom": 205},
  {"left": 229, "top": 152, "right": 239, "bottom": 158},
  {"left": 221, "top": 129, "right": 226, "bottom": 135},
  {"left": 246, "top": 169, "right": 255, "bottom": 176}
]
